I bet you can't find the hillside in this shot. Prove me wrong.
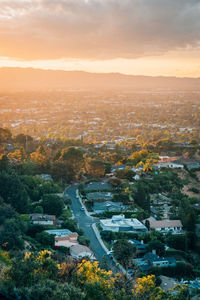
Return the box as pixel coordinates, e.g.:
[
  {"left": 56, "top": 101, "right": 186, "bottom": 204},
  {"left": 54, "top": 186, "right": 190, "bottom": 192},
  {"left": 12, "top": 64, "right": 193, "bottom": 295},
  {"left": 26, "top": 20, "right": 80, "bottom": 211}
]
[{"left": 1, "top": 67, "right": 200, "bottom": 91}]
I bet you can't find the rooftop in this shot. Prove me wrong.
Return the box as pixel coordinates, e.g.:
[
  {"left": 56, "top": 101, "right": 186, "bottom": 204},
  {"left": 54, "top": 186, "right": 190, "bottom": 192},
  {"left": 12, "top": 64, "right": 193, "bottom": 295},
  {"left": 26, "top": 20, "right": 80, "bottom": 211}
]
[
  {"left": 111, "top": 165, "right": 127, "bottom": 172},
  {"left": 134, "top": 252, "right": 176, "bottom": 271},
  {"left": 93, "top": 201, "right": 126, "bottom": 211},
  {"left": 100, "top": 215, "right": 147, "bottom": 231},
  {"left": 70, "top": 244, "right": 93, "bottom": 255},
  {"left": 84, "top": 181, "right": 112, "bottom": 192},
  {"left": 45, "top": 229, "right": 76, "bottom": 237},
  {"left": 86, "top": 192, "right": 113, "bottom": 201},
  {"left": 30, "top": 214, "right": 55, "bottom": 221},
  {"left": 147, "top": 219, "right": 182, "bottom": 228}
]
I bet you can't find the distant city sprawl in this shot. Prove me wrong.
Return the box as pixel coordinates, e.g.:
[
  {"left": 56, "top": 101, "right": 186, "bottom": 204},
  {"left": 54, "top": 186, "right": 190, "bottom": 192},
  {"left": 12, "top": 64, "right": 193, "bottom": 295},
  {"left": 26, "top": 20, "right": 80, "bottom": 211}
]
[{"left": 0, "top": 90, "right": 199, "bottom": 145}]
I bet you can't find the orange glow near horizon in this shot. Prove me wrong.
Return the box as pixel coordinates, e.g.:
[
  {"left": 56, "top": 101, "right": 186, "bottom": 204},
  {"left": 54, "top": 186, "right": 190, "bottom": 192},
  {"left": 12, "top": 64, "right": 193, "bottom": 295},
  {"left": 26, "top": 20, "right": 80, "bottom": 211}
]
[
  {"left": 0, "top": 1, "right": 200, "bottom": 78},
  {"left": 1, "top": 50, "right": 200, "bottom": 78}
]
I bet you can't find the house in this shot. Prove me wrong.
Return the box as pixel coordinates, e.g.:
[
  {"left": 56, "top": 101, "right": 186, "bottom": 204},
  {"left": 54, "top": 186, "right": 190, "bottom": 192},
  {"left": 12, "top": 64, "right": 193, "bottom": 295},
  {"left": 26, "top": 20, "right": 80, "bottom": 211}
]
[
  {"left": 133, "top": 251, "right": 176, "bottom": 272},
  {"left": 152, "top": 155, "right": 185, "bottom": 169},
  {"left": 111, "top": 165, "right": 127, "bottom": 172},
  {"left": 45, "top": 229, "right": 78, "bottom": 248},
  {"left": 86, "top": 192, "right": 113, "bottom": 202},
  {"left": 93, "top": 201, "right": 127, "bottom": 214},
  {"left": 100, "top": 215, "right": 147, "bottom": 233},
  {"left": 128, "top": 239, "right": 147, "bottom": 254},
  {"left": 173, "top": 158, "right": 200, "bottom": 170},
  {"left": 40, "top": 174, "right": 53, "bottom": 181},
  {"left": 150, "top": 204, "right": 172, "bottom": 220},
  {"left": 84, "top": 181, "right": 112, "bottom": 192},
  {"left": 5, "top": 144, "right": 14, "bottom": 151},
  {"left": 173, "top": 142, "right": 193, "bottom": 148},
  {"left": 94, "top": 144, "right": 103, "bottom": 149},
  {"left": 134, "top": 174, "right": 140, "bottom": 180},
  {"left": 154, "top": 161, "right": 184, "bottom": 169},
  {"left": 70, "top": 244, "right": 95, "bottom": 260},
  {"left": 145, "top": 218, "right": 183, "bottom": 234},
  {"left": 150, "top": 193, "right": 170, "bottom": 205},
  {"left": 30, "top": 214, "right": 56, "bottom": 226},
  {"left": 159, "top": 156, "right": 178, "bottom": 163}
]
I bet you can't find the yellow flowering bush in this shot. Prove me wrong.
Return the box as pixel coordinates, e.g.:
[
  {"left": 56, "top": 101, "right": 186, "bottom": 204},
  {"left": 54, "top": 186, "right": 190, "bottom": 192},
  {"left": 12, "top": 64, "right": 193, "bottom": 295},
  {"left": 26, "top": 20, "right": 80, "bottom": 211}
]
[
  {"left": 133, "top": 275, "right": 156, "bottom": 299},
  {"left": 77, "top": 260, "right": 115, "bottom": 299},
  {"left": 0, "top": 249, "right": 11, "bottom": 265},
  {"left": 22, "top": 250, "right": 58, "bottom": 279},
  {"left": 58, "top": 261, "right": 77, "bottom": 281}
]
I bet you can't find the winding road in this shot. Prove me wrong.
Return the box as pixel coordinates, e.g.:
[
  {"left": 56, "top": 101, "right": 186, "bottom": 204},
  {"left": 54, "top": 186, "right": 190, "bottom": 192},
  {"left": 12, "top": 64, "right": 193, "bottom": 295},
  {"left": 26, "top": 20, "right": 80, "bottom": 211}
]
[
  {"left": 66, "top": 185, "right": 107, "bottom": 260},
  {"left": 66, "top": 185, "right": 121, "bottom": 273}
]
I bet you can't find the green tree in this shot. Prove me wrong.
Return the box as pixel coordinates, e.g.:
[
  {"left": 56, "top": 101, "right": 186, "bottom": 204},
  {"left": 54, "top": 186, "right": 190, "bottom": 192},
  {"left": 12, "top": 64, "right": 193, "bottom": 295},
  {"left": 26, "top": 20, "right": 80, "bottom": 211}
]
[
  {"left": 0, "top": 154, "right": 9, "bottom": 171},
  {"left": 0, "top": 218, "right": 24, "bottom": 250},
  {"left": 0, "top": 127, "right": 12, "bottom": 143},
  {"left": 147, "top": 240, "right": 165, "bottom": 257},
  {"left": 186, "top": 209, "right": 196, "bottom": 232},
  {"left": 134, "top": 182, "right": 150, "bottom": 212},
  {"left": 33, "top": 205, "right": 44, "bottom": 214},
  {"left": 85, "top": 158, "right": 106, "bottom": 177},
  {"left": 113, "top": 239, "right": 135, "bottom": 268},
  {"left": 15, "top": 133, "right": 33, "bottom": 145},
  {"left": 61, "top": 147, "right": 84, "bottom": 174},
  {"left": 16, "top": 280, "right": 85, "bottom": 300},
  {"left": 26, "top": 224, "right": 45, "bottom": 238},
  {"left": 2, "top": 251, "right": 58, "bottom": 290},
  {"left": 0, "top": 171, "right": 29, "bottom": 213},
  {"left": 35, "top": 231, "right": 55, "bottom": 248},
  {"left": 42, "top": 194, "right": 64, "bottom": 216},
  {"left": 51, "top": 161, "right": 75, "bottom": 183},
  {"left": 30, "top": 145, "right": 49, "bottom": 170},
  {"left": 0, "top": 202, "right": 17, "bottom": 225},
  {"left": 166, "top": 234, "right": 187, "bottom": 251},
  {"left": 116, "top": 168, "right": 135, "bottom": 181}
]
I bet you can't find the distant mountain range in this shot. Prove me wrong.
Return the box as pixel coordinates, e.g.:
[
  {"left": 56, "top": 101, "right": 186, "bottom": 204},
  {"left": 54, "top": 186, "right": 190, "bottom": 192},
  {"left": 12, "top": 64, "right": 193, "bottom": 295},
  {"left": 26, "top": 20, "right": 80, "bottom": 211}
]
[{"left": 0, "top": 67, "right": 200, "bottom": 91}]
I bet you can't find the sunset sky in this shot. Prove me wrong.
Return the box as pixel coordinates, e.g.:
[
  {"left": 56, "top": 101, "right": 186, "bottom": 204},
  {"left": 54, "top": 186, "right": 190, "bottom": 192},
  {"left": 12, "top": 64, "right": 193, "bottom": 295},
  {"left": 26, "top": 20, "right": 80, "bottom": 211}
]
[{"left": 0, "top": 0, "right": 200, "bottom": 77}]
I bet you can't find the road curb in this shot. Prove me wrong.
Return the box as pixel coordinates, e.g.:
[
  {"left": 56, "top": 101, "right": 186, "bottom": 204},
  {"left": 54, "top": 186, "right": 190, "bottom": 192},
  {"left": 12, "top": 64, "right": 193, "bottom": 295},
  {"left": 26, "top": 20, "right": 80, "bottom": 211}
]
[
  {"left": 92, "top": 223, "right": 109, "bottom": 254},
  {"left": 92, "top": 224, "right": 127, "bottom": 274}
]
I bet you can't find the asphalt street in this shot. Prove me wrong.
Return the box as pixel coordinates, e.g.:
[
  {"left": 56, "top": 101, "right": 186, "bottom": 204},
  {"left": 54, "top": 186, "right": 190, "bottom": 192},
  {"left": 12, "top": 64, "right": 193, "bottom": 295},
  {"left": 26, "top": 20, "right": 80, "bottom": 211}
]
[{"left": 66, "top": 185, "right": 120, "bottom": 273}]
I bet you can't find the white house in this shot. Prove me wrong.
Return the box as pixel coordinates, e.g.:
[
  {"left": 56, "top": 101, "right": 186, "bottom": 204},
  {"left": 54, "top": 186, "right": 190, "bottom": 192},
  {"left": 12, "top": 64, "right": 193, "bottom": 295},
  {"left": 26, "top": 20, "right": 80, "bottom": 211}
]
[
  {"left": 154, "top": 161, "right": 184, "bottom": 169},
  {"left": 40, "top": 174, "right": 53, "bottom": 181},
  {"left": 70, "top": 244, "right": 95, "bottom": 260},
  {"left": 100, "top": 215, "right": 147, "bottom": 233},
  {"left": 146, "top": 219, "right": 183, "bottom": 234},
  {"left": 30, "top": 214, "right": 56, "bottom": 226}
]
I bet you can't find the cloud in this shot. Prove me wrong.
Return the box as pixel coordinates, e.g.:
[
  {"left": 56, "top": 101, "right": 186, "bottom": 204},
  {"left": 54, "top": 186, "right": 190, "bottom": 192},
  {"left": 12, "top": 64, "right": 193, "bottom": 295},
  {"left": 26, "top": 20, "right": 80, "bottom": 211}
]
[{"left": 0, "top": 0, "right": 200, "bottom": 60}]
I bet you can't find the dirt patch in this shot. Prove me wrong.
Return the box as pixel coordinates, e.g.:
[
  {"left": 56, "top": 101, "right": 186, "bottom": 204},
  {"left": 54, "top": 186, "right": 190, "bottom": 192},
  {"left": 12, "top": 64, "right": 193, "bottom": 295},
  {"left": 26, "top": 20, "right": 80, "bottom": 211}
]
[
  {"left": 182, "top": 184, "right": 200, "bottom": 200},
  {"left": 195, "top": 171, "right": 200, "bottom": 181}
]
